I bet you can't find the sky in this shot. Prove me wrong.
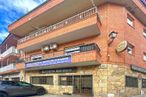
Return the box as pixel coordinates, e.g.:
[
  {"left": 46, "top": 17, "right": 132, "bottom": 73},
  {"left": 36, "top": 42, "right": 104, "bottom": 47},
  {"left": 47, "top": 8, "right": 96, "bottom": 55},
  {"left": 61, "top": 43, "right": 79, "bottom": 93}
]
[{"left": 0, "top": 0, "right": 47, "bottom": 44}]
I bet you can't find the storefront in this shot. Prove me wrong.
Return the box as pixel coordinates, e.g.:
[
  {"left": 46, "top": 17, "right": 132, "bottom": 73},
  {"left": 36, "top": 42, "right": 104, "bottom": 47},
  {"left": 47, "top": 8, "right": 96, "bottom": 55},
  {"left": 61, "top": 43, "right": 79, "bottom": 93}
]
[
  {"left": 1, "top": 73, "right": 21, "bottom": 81},
  {"left": 25, "top": 65, "right": 97, "bottom": 96}
]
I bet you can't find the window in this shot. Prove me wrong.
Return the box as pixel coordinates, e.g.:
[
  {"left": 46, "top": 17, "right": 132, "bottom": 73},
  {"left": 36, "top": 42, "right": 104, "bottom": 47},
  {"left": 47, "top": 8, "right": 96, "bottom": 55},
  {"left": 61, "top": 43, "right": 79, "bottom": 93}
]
[
  {"left": 65, "top": 46, "right": 80, "bottom": 55},
  {"left": 142, "top": 79, "right": 146, "bottom": 88},
  {"left": 127, "top": 43, "right": 134, "bottom": 55},
  {"left": 144, "top": 53, "right": 146, "bottom": 61},
  {"left": 127, "top": 15, "right": 134, "bottom": 27},
  {"left": 65, "top": 43, "right": 98, "bottom": 55},
  {"left": 59, "top": 76, "right": 73, "bottom": 86},
  {"left": 125, "top": 76, "right": 138, "bottom": 87},
  {"left": 143, "top": 29, "right": 146, "bottom": 38},
  {"left": 31, "top": 54, "right": 43, "bottom": 61},
  {"left": 30, "top": 76, "right": 53, "bottom": 85}
]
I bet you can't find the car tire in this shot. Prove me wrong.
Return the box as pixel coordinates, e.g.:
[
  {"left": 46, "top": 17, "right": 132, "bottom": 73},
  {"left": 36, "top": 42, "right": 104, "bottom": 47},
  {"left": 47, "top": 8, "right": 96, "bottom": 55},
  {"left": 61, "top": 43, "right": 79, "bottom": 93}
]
[
  {"left": 0, "top": 92, "right": 8, "bottom": 97},
  {"left": 36, "top": 89, "right": 46, "bottom": 95}
]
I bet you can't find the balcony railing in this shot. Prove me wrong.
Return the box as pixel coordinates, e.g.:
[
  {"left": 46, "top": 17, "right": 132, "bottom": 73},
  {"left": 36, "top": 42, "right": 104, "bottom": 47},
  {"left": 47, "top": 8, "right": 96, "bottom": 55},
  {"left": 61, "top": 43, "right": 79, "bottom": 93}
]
[
  {"left": 0, "top": 63, "right": 16, "bottom": 73},
  {"left": 18, "top": 7, "right": 98, "bottom": 44},
  {"left": 24, "top": 43, "right": 99, "bottom": 63},
  {"left": 0, "top": 46, "right": 19, "bottom": 58}
]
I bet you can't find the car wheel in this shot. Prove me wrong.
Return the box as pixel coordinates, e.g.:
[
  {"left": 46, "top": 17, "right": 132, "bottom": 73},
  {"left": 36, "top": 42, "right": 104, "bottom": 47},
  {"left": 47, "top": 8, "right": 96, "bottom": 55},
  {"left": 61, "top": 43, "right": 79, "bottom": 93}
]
[
  {"left": 0, "top": 92, "right": 8, "bottom": 97},
  {"left": 36, "top": 89, "right": 46, "bottom": 95}
]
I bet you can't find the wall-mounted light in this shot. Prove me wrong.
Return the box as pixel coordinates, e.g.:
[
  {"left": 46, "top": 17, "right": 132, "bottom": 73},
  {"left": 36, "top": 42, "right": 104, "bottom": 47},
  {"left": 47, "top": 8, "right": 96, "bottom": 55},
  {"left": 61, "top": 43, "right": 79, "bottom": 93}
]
[
  {"left": 109, "top": 31, "right": 118, "bottom": 40},
  {"left": 108, "top": 31, "right": 118, "bottom": 46}
]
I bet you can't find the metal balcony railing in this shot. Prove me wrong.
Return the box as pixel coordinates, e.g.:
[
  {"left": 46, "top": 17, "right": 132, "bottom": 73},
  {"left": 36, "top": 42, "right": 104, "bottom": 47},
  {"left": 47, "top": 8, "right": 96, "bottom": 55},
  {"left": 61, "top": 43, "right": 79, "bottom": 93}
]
[
  {"left": 18, "top": 7, "right": 98, "bottom": 44},
  {"left": 0, "top": 63, "right": 16, "bottom": 73},
  {"left": 0, "top": 46, "right": 19, "bottom": 58},
  {"left": 24, "top": 43, "right": 99, "bottom": 63}
]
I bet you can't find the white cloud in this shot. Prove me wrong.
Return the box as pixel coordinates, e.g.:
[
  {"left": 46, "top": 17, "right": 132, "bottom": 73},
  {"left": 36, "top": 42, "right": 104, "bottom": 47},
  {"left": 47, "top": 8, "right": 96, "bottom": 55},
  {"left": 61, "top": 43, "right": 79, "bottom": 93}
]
[
  {"left": 0, "top": 0, "right": 47, "bottom": 13},
  {"left": 12, "top": 0, "right": 41, "bottom": 13},
  {"left": 0, "top": 30, "right": 9, "bottom": 41},
  {"left": 0, "top": 0, "right": 47, "bottom": 43}
]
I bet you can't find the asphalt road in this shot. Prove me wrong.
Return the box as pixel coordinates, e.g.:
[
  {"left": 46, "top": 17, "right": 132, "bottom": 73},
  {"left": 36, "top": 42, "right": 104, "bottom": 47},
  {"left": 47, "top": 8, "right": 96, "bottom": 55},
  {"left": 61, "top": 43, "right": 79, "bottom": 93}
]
[
  {"left": 132, "top": 94, "right": 146, "bottom": 97},
  {"left": 28, "top": 94, "right": 91, "bottom": 97},
  {"left": 27, "top": 94, "right": 146, "bottom": 97}
]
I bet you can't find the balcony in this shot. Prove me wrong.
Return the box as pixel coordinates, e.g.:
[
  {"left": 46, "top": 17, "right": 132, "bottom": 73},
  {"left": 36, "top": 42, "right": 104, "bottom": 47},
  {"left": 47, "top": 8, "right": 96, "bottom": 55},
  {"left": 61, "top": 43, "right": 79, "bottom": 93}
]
[
  {"left": 17, "top": 7, "right": 100, "bottom": 52},
  {"left": 9, "top": 0, "right": 99, "bottom": 36},
  {"left": 0, "top": 46, "right": 19, "bottom": 59},
  {"left": 0, "top": 63, "right": 16, "bottom": 73},
  {"left": 24, "top": 43, "right": 100, "bottom": 70}
]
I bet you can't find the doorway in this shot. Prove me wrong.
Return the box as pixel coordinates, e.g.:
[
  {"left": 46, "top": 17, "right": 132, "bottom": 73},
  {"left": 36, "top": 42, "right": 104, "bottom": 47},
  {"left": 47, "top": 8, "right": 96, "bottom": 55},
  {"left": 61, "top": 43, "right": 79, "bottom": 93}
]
[{"left": 73, "top": 75, "right": 93, "bottom": 96}]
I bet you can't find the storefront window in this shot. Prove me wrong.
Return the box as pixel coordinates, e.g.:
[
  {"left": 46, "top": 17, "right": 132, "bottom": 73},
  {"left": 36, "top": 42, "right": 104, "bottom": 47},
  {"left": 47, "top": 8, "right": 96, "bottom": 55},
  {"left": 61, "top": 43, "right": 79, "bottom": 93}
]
[
  {"left": 125, "top": 76, "right": 138, "bottom": 87},
  {"left": 30, "top": 76, "right": 53, "bottom": 85},
  {"left": 59, "top": 76, "right": 73, "bottom": 86},
  {"left": 142, "top": 79, "right": 146, "bottom": 88}
]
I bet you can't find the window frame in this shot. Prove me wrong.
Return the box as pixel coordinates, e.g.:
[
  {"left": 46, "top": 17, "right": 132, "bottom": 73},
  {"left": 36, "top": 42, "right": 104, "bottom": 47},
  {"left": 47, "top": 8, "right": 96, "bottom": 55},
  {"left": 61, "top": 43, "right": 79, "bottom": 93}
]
[
  {"left": 127, "top": 14, "right": 134, "bottom": 28},
  {"left": 125, "top": 76, "right": 138, "bottom": 88},
  {"left": 143, "top": 29, "right": 146, "bottom": 38},
  {"left": 142, "top": 79, "right": 146, "bottom": 88},
  {"left": 31, "top": 54, "right": 43, "bottom": 61},
  {"left": 30, "top": 76, "right": 53, "bottom": 85},
  {"left": 59, "top": 76, "right": 73, "bottom": 86},
  {"left": 127, "top": 43, "right": 134, "bottom": 55},
  {"left": 143, "top": 53, "right": 146, "bottom": 62}
]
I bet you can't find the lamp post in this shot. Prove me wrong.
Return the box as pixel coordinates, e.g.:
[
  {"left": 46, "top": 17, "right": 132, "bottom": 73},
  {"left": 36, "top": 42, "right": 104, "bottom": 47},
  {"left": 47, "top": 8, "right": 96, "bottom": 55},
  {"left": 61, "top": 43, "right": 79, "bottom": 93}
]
[{"left": 108, "top": 31, "right": 118, "bottom": 46}]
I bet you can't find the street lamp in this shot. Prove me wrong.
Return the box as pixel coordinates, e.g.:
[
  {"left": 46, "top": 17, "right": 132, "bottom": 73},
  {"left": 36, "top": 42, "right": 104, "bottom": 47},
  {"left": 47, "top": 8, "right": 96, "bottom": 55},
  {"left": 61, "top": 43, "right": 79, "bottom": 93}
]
[
  {"left": 109, "top": 31, "right": 118, "bottom": 40},
  {"left": 108, "top": 31, "right": 118, "bottom": 46}
]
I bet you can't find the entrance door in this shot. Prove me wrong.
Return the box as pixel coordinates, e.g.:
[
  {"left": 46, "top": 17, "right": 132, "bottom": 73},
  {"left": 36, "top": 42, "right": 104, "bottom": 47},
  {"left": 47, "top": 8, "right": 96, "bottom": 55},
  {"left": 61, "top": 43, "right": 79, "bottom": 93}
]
[
  {"left": 81, "top": 75, "right": 93, "bottom": 95},
  {"left": 74, "top": 76, "right": 81, "bottom": 94},
  {"left": 73, "top": 75, "right": 92, "bottom": 96}
]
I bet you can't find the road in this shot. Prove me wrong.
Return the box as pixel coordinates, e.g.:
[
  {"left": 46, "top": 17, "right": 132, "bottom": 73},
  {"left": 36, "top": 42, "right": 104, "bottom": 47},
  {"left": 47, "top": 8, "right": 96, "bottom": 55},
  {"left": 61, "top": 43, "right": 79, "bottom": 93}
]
[
  {"left": 132, "top": 94, "right": 146, "bottom": 97},
  {"left": 29, "top": 94, "right": 146, "bottom": 97},
  {"left": 29, "top": 94, "right": 91, "bottom": 97}
]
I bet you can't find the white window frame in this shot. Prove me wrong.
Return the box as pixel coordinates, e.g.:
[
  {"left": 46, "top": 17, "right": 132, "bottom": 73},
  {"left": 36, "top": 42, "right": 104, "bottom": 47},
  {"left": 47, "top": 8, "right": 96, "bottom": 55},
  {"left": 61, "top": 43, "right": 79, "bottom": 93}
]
[
  {"left": 144, "top": 53, "right": 146, "bottom": 62},
  {"left": 31, "top": 54, "right": 43, "bottom": 61},
  {"left": 143, "top": 29, "right": 146, "bottom": 38},
  {"left": 127, "top": 15, "right": 134, "bottom": 27},
  {"left": 127, "top": 44, "right": 134, "bottom": 55}
]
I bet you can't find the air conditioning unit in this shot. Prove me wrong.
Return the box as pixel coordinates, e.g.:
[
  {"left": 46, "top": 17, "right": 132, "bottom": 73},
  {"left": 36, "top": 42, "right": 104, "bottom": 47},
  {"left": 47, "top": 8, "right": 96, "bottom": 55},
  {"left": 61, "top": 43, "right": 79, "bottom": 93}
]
[
  {"left": 41, "top": 45, "right": 50, "bottom": 52},
  {"left": 50, "top": 43, "right": 58, "bottom": 50}
]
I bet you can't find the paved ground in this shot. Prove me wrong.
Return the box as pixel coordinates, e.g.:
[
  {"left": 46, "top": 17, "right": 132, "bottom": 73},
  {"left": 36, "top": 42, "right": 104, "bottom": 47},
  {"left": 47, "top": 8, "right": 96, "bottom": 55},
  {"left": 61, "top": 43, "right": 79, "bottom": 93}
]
[
  {"left": 132, "top": 94, "right": 146, "bottom": 97},
  {"left": 27, "top": 94, "right": 146, "bottom": 97},
  {"left": 28, "top": 94, "right": 92, "bottom": 97}
]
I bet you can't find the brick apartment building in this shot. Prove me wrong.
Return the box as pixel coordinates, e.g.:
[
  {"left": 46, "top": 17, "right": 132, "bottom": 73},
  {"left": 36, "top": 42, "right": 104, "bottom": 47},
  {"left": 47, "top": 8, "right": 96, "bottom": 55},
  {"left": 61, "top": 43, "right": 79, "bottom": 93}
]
[
  {"left": 6, "top": 0, "right": 146, "bottom": 97},
  {"left": 0, "top": 34, "right": 21, "bottom": 81}
]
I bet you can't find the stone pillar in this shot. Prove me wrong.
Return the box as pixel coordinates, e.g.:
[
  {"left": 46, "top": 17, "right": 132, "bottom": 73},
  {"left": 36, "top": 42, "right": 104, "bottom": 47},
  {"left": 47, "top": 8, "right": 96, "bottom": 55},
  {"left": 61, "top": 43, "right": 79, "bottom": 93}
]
[
  {"left": 20, "top": 69, "right": 25, "bottom": 81},
  {"left": 93, "top": 64, "right": 108, "bottom": 97}
]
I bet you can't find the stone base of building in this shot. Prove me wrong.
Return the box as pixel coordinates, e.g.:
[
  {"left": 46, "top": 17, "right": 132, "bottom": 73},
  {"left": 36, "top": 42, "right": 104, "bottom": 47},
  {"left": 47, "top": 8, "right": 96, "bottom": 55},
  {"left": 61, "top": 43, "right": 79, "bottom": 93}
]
[{"left": 24, "top": 64, "right": 146, "bottom": 97}]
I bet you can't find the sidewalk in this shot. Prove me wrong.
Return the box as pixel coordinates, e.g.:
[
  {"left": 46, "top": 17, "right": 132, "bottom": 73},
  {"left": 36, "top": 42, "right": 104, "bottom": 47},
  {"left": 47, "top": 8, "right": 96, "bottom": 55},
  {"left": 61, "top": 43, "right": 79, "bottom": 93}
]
[
  {"left": 132, "top": 94, "right": 146, "bottom": 97},
  {"left": 30, "top": 94, "right": 146, "bottom": 97},
  {"left": 30, "top": 94, "right": 92, "bottom": 97}
]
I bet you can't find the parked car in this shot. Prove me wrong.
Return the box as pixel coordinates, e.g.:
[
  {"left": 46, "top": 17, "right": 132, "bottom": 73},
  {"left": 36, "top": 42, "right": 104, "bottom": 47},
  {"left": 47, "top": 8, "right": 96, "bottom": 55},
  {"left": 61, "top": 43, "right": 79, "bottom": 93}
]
[{"left": 0, "top": 80, "right": 46, "bottom": 97}]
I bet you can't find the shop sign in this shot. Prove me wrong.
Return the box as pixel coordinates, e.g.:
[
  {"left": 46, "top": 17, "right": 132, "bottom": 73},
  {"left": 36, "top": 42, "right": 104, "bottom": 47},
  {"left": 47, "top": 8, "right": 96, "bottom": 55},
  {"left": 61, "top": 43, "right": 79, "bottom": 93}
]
[
  {"left": 25, "top": 55, "right": 71, "bottom": 68},
  {"left": 131, "top": 65, "right": 146, "bottom": 74},
  {"left": 141, "top": 0, "right": 146, "bottom": 7},
  {"left": 40, "top": 68, "right": 77, "bottom": 74},
  {"left": 116, "top": 41, "right": 128, "bottom": 53}
]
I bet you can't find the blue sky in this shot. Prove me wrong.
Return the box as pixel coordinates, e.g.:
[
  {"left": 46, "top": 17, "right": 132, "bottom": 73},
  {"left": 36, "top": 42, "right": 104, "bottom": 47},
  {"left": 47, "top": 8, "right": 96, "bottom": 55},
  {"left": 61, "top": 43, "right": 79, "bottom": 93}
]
[{"left": 0, "top": 0, "right": 46, "bottom": 44}]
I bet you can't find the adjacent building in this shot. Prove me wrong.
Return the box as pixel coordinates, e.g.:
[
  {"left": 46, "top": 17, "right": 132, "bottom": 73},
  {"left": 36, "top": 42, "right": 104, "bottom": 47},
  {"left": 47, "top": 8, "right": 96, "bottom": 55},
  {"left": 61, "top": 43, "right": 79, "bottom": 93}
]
[
  {"left": 8, "top": 0, "right": 146, "bottom": 97},
  {"left": 0, "top": 34, "right": 22, "bottom": 81}
]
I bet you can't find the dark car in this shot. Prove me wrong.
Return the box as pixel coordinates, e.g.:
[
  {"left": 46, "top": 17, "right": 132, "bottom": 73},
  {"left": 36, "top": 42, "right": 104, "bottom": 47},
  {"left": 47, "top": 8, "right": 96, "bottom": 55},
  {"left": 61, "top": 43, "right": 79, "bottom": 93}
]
[{"left": 0, "top": 80, "right": 46, "bottom": 97}]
